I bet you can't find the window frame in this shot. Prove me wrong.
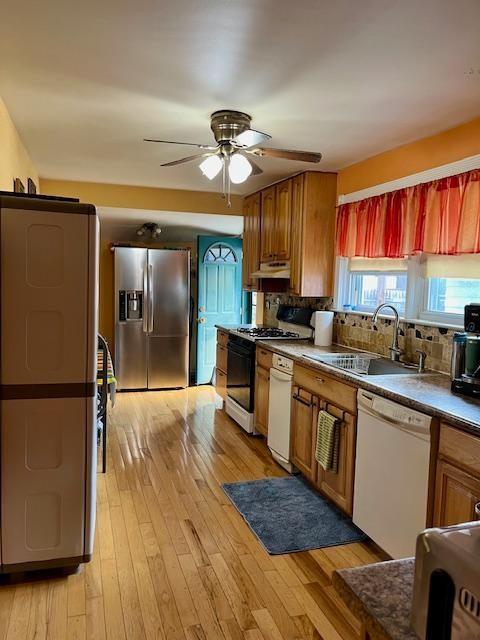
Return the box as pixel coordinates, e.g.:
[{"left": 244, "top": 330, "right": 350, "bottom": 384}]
[{"left": 334, "top": 255, "right": 471, "bottom": 328}]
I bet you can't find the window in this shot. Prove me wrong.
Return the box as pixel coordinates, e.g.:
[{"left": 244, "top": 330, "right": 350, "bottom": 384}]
[
  {"left": 351, "top": 272, "right": 407, "bottom": 313},
  {"left": 426, "top": 278, "right": 480, "bottom": 314},
  {"left": 335, "top": 254, "right": 480, "bottom": 326},
  {"left": 204, "top": 243, "right": 237, "bottom": 263}
]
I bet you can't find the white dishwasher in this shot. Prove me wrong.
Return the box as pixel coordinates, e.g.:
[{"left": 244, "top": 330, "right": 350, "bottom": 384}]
[
  {"left": 353, "top": 389, "right": 432, "bottom": 559},
  {"left": 267, "top": 354, "right": 294, "bottom": 473}
]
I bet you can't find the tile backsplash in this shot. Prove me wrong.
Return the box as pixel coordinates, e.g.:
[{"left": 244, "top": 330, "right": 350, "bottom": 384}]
[{"left": 264, "top": 294, "right": 454, "bottom": 374}]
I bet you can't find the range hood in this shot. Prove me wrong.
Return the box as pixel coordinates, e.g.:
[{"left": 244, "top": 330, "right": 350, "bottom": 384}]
[{"left": 251, "top": 260, "right": 290, "bottom": 279}]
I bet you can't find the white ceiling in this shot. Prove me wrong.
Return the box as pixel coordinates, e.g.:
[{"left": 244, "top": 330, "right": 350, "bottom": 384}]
[
  {"left": 99, "top": 207, "right": 243, "bottom": 242},
  {"left": 1, "top": 0, "right": 479, "bottom": 195}
]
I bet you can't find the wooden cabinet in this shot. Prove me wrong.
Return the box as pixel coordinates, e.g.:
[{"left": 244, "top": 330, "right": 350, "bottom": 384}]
[
  {"left": 274, "top": 180, "right": 292, "bottom": 260},
  {"left": 434, "top": 423, "right": 480, "bottom": 526},
  {"left": 260, "top": 186, "right": 276, "bottom": 261},
  {"left": 215, "top": 330, "right": 229, "bottom": 400},
  {"left": 316, "top": 406, "right": 356, "bottom": 515},
  {"left": 242, "top": 193, "right": 261, "bottom": 291},
  {"left": 260, "top": 180, "right": 292, "bottom": 263},
  {"left": 434, "top": 459, "right": 480, "bottom": 526},
  {"left": 243, "top": 171, "right": 337, "bottom": 296},
  {"left": 291, "top": 388, "right": 317, "bottom": 479},
  {"left": 254, "top": 365, "right": 270, "bottom": 436},
  {"left": 291, "top": 364, "right": 358, "bottom": 515},
  {"left": 289, "top": 172, "right": 337, "bottom": 297}
]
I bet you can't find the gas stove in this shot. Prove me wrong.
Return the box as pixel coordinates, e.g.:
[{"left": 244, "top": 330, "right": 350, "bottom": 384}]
[{"left": 234, "top": 327, "right": 302, "bottom": 340}]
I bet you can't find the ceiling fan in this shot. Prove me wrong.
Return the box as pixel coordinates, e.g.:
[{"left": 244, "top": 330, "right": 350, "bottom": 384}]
[{"left": 144, "top": 110, "right": 322, "bottom": 205}]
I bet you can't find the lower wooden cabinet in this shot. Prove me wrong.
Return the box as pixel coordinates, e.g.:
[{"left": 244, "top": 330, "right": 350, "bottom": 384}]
[
  {"left": 316, "top": 408, "right": 356, "bottom": 515},
  {"left": 291, "top": 370, "right": 357, "bottom": 515},
  {"left": 291, "top": 388, "right": 316, "bottom": 479},
  {"left": 434, "top": 459, "right": 480, "bottom": 526},
  {"left": 254, "top": 365, "right": 270, "bottom": 436},
  {"left": 215, "top": 368, "right": 227, "bottom": 399},
  {"left": 215, "top": 330, "right": 229, "bottom": 400},
  {"left": 434, "top": 423, "right": 480, "bottom": 526}
]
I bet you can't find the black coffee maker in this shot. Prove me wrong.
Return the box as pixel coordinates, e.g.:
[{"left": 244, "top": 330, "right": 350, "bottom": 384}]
[{"left": 451, "top": 304, "right": 480, "bottom": 397}]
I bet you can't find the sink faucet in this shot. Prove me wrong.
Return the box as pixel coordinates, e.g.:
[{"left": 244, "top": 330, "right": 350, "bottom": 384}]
[{"left": 372, "top": 304, "right": 402, "bottom": 362}]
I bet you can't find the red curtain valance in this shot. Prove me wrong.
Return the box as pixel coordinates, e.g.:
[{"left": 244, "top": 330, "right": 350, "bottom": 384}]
[{"left": 336, "top": 168, "right": 480, "bottom": 258}]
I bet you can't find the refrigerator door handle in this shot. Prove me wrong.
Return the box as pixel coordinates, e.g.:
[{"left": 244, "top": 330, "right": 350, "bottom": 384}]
[
  {"left": 143, "top": 264, "right": 148, "bottom": 333},
  {"left": 148, "top": 263, "right": 154, "bottom": 333}
]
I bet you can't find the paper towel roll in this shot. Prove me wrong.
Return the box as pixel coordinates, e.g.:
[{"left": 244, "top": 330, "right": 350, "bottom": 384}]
[{"left": 312, "top": 311, "right": 334, "bottom": 347}]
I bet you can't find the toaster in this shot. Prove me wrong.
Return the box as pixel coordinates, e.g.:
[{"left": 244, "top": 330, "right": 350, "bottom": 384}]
[{"left": 411, "top": 521, "right": 480, "bottom": 639}]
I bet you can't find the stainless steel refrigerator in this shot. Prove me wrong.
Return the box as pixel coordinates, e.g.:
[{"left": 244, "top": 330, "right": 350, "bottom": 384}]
[{"left": 114, "top": 247, "right": 190, "bottom": 390}]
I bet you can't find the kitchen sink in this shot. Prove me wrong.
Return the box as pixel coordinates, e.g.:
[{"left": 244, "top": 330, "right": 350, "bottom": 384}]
[{"left": 303, "top": 352, "right": 420, "bottom": 376}]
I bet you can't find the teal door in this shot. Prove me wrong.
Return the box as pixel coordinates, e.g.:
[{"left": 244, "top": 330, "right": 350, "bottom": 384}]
[{"left": 196, "top": 236, "right": 243, "bottom": 384}]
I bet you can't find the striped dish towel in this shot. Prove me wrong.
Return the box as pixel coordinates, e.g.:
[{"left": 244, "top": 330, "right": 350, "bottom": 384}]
[{"left": 315, "top": 410, "right": 340, "bottom": 473}]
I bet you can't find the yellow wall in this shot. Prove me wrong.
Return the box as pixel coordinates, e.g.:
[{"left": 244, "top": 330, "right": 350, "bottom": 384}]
[
  {"left": 40, "top": 178, "right": 243, "bottom": 215},
  {"left": 337, "top": 116, "right": 480, "bottom": 195},
  {"left": 0, "top": 97, "right": 39, "bottom": 192}
]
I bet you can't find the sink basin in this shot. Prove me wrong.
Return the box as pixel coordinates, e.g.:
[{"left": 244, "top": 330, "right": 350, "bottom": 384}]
[
  {"left": 365, "top": 358, "right": 418, "bottom": 376},
  {"left": 303, "top": 352, "right": 419, "bottom": 376}
]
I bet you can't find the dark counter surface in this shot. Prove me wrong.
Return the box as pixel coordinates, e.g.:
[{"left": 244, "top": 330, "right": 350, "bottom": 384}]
[{"left": 333, "top": 559, "right": 417, "bottom": 640}]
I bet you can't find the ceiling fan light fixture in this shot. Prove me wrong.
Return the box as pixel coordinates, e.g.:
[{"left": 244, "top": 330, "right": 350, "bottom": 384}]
[
  {"left": 228, "top": 153, "right": 252, "bottom": 184},
  {"left": 199, "top": 154, "right": 223, "bottom": 180}
]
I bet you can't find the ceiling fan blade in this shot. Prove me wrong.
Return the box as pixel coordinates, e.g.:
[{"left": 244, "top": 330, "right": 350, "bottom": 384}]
[
  {"left": 248, "top": 157, "right": 263, "bottom": 176},
  {"left": 161, "top": 152, "right": 213, "bottom": 167},
  {"left": 249, "top": 148, "right": 322, "bottom": 163},
  {"left": 232, "top": 129, "right": 271, "bottom": 148},
  {"left": 144, "top": 138, "right": 217, "bottom": 150}
]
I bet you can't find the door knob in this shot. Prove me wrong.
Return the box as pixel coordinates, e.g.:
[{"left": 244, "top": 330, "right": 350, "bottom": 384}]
[{"left": 198, "top": 317, "right": 206, "bottom": 324}]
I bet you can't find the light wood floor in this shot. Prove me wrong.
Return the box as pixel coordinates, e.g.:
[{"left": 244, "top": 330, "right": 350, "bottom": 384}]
[{"left": 0, "top": 386, "right": 382, "bottom": 640}]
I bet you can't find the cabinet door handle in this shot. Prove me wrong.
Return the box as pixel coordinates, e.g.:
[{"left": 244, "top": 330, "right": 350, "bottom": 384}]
[
  {"left": 315, "top": 377, "right": 325, "bottom": 384},
  {"left": 292, "top": 394, "right": 312, "bottom": 407},
  {"left": 259, "top": 349, "right": 267, "bottom": 356},
  {"left": 475, "top": 502, "right": 480, "bottom": 518}
]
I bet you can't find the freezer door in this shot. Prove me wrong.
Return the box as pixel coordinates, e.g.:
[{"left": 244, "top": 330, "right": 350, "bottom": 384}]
[
  {"left": 147, "top": 250, "right": 190, "bottom": 389},
  {"left": 115, "top": 248, "right": 148, "bottom": 390},
  {"left": 148, "top": 336, "right": 189, "bottom": 389}
]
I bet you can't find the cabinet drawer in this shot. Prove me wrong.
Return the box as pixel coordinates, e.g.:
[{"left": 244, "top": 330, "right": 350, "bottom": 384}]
[
  {"left": 216, "top": 343, "right": 228, "bottom": 373},
  {"left": 293, "top": 364, "right": 356, "bottom": 413},
  {"left": 256, "top": 346, "right": 273, "bottom": 371},
  {"left": 215, "top": 368, "right": 227, "bottom": 399},
  {"left": 217, "top": 330, "right": 229, "bottom": 348},
  {"left": 439, "top": 423, "right": 480, "bottom": 478}
]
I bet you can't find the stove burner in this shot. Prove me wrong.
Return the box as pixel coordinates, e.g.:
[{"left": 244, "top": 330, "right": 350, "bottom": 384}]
[{"left": 237, "top": 327, "right": 300, "bottom": 338}]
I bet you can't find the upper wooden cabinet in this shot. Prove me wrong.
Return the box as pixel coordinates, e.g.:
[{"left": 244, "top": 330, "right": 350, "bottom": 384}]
[
  {"left": 243, "top": 171, "right": 337, "bottom": 297},
  {"left": 260, "top": 185, "right": 277, "bottom": 261},
  {"left": 289, "top": 172, "right": 337, "bottom": 297},
  {"left": 242, "top": 192, "right": 261, "bottom": 291},
  {"left": 273, "top": 180, "right": 292, "bottom": 261},
  {"left": 260, "top": 180, "right": 292, "bottom": 262}
]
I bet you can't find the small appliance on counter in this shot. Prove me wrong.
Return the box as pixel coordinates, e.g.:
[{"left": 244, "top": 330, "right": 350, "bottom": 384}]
[
  {"left": 412, "top": 520, "right": 480, "bottom": 640},
  {"left": 451, "top": 304, "right": 480, "bottom": 398},
  {"left": 225, "top": 305, "right": 312, "bottom": 433}
]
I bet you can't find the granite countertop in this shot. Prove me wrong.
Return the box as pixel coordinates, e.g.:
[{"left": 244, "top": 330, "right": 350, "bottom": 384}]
[
  {"left": 257, "top": 339, "right": 480, "bottom": 434},
  {"left": 215, "top": 325, "right": 480, "bottom": 433},
  {"left": 333, "top": 559, "right": 417, "bottom": 640}
]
